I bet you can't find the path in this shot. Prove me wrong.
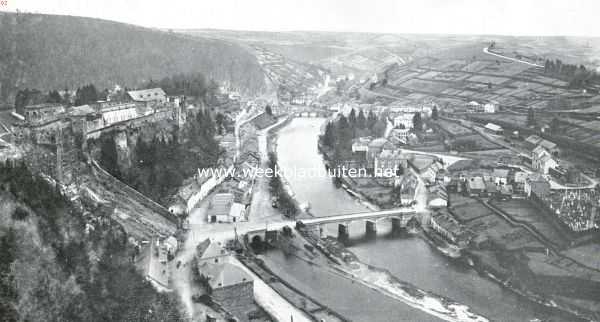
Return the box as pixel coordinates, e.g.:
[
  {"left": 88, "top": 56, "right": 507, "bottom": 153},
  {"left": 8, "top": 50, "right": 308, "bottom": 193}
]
[{"left": 482, "top": 47, "right": 543, "bottom": 68}]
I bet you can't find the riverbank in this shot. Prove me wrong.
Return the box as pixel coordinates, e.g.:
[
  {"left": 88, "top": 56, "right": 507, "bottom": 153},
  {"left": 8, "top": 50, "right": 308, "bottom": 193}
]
[
  {"left": 293, "top": 226, "right": 489, "bottom": 322},
  {"left": 314, "top": 122, "right": 596, "bottom": 321}
]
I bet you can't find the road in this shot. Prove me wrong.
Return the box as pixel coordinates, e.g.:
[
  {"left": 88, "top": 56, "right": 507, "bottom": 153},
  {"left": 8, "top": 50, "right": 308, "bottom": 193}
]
[
  {"left": 248, "top": 117, "right": 291, "bottom": 223},
  {"left": 173, "top": 116, "right": 312, "bottom": 321},
  {"left": 482, "top": 47, "right": 544, "bottom": 68}
]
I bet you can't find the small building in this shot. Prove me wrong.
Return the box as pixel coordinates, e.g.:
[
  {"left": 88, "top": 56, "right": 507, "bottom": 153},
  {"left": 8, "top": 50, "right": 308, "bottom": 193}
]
[
  {"left": 483, "top": 103, "right": 496, "bottom": 113},
  {"left": 227, "top": 203, "right": 247, "bottom": 223},
  {"left": 366, "top": 138, "right": 393, "bottom": 168},
  {"left": 352, "top": 137, "right": 372, "bottom": 153},
  {"left": 484, "top": 123, "right": 503, "bottom": 135},
  {"left": 492, "top": 169, "right": 509, "bottom": 185},
  {"left": 23, "top": 103, "right": 66, "bottom": 124},
  {"left": 428, "top": 184, "right": 448, "bottom": 208},
  {"left": 127, "top": 88, "right": 167, "bottom": 103},
  {"left": 429, "top": 210, "right": 471, "bottom": 247},
  {"left": 532, "top": 146, "right": 558, "bottom": 174},
  {"left": 525, "top": 135, "right": 559, "bottom": 156},
  {"left": 374, "top": 150, "right": 411, "bottom": 176},
  {"left": 392, "top": 113, "right": 415, "bottom": 129},
  {"left": 485, "top": 181, "right": 498, "bottom": 196},
  {"left": 195, "top": 238, "right": 254, "bottom": 320},
  {"left": 467, "top": 176, "right": 486, "bottom": 196},
  {"left": 208, "top": 193, "right": 235, "bottom": 223}
]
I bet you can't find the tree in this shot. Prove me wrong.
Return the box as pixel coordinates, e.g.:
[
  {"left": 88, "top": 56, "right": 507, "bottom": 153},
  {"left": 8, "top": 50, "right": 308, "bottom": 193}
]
[
  {"left": 265, "top": 104, "right": 273, "bottom": 116},
  {"left": 526, "top": 107, "right": 536, "bottom": 127},
  {"left": 99, "top": 136, "right": 120, "bottom": 179},
  {"left": 412, "top": 112, "right": 423, "bottom": 132},
  {"left": 46, "top": 90, "right": 62, "bottom": 103},
  {"left": 357, "top": 109, "right": 367, "bottom": 129},
  {"left": 431, "top": 106, "right": 439, "bottom": 120},
  {"left": 75, "top": 84, "right": 98, "bottom": 105},
  {"left": 321, "top": 121, "right": 335, "bottom": 148},
  {"left": 348, "top": 109, "right": 357, "bottom": 126},
  {"left": 367, "top": 110, "right": 377, "bottom": 130}
]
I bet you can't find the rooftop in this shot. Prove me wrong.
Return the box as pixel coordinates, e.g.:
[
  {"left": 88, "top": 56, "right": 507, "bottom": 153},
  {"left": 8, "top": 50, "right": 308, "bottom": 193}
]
[
  {"left": 210, "top": 193, "right": 235, "bottom": 216},
  {"left": 484, "top": 123, "right": 502, "bottom": 132},
  {"left": 127, "top": 88, "right": 166, "bottom": 102}
]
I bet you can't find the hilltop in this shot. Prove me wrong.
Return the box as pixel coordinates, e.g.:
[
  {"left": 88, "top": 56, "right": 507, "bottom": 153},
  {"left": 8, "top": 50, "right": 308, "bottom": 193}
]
[{"left": 0, "top": 12, "right": 268, "bottom": 106}]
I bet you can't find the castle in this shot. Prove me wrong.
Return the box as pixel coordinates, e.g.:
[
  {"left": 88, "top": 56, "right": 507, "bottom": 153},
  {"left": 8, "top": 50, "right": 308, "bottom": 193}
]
[{"left": 11, "top": 88, "right": 195, "bottom": 184}]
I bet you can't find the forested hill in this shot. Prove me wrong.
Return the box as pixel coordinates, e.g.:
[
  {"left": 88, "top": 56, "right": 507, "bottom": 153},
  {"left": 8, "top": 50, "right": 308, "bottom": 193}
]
[{"left": 0, "top": 12, "right": 268, "bottom": 105}]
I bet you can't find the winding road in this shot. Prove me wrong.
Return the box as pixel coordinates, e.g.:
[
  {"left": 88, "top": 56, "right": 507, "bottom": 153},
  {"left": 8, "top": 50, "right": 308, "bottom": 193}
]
[{"left": 482, "top": 47, "right": 543, "bottom": 68}]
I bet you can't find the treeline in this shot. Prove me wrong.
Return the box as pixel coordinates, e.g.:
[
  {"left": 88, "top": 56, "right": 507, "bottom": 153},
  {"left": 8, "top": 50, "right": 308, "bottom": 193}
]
[
  {"left": 145, "top": 72, "right": 218, "bottom": 99},
  {"left": 267, "top": 152, "right": 298, "bottom": 218},
  {"left": 320, "top": 109, "right": 387, "bottom": 161},
  {"left": 543, "top": 59, "right": 600, "bottom": 89},
  {"left": 14, "top": 84, "right": 106, "bottom": 111},
  {"left": 0, "top": 12, "right": 267, "bottom": 105},
  {"left": 97, "top": 110, "right": 222, "bottom": 205},
  {"left": 0, "top": 161, "right": 182, "bottom": 321}
]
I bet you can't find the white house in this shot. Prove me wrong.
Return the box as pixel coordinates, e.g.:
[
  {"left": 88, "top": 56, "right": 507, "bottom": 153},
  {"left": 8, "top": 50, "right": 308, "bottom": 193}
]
[
  {"left": 484, "top": 123, "right": 503, "bottom": 135},
  {"left": 483, "top": 103, "right": 496, "bottom": 113},
  {"left": 532, "top": 146, "right": 558, "bottom": 174},
  {"left": 392, "top": 113, "right": 415, "bottom": 129},
  {"left": 228, "top": 203, "right": 247, "bottom": 223}
]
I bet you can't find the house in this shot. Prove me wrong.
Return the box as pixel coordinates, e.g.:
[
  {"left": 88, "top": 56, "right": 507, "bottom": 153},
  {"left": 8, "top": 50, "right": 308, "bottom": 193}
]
[
  {"left": 483, "top": 103, "right": 496, "bottom": 113},
  {"left": 392, "top": 113, "right": 414, "bottom": 129},
  {"left": 208, "top": 193, "right": 235, "bottom": 223},
  {"left": 467, "top": 176, "right": 486, "bottom": 196},
  {"left": 366, "top": 138, "right": 393, "bottom": 168},
  {"left": 428, "top": 184, "right": 448, "bottom": 208},
  {"left": 352, "top": 137, "right": 372, "bottom": 153},
  {"left": 532, "top": 146, "right": 558, "bottom": 174},
  {"left": 484, "top": 123, "right": 503, "bottom": 135},
  {"left": 524, "top": 174, "right": 550, "bottom": 198},
  {"left": 23, "top": 103, "right": 66, "bottom": 124},
  {"left": 127, "top": 88, "right": 167, "bottom": 103},
  {"left": 201, "top": 263, "right": 254, "bottom": 319},
  {"left": 513, "top": 171, "right": 528, "bottom": 193},
  {"left": 492, "top": 169, "right": 509, "bottom": 185},
  {"left": 228, "top": 203, "right": 247, "bottom": 223},
  {"left": 466, "top": 101, "right": 481, "bottom": 112},
  {"left": 195, "top": 239, "right": 254, "bottom": 321},
  {"left": 538, "top": 139, "right": 559, "bottom": 156},
  {"left": 429, "top": 210, "right": 471, "bottom": 247},
  {"left": 485, "top": 181, "right": 498, "bottom": 196},
  {"left": 409, "top": 155, "right": 443, "bottom": 183},
  {"left": 524, "top": 135, "right": 559, "bottom": 155},
  {"left": 374, "top": 150, "right": 411, "bottom": 176}
]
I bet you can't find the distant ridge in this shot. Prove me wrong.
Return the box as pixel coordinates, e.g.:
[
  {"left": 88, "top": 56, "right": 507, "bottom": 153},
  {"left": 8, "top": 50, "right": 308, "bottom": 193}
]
[{"left": 0, "top": 12, "right": 268, "bottom": 105}]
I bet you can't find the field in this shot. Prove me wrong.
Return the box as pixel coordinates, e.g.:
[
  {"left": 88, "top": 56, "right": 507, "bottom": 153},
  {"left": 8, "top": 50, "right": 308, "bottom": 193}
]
[
  {"left": 435, "top": 119, "right": 473, "bottom": 136},
  {"left": 490, "top": 199, "right": 572, "bottom": 249}
]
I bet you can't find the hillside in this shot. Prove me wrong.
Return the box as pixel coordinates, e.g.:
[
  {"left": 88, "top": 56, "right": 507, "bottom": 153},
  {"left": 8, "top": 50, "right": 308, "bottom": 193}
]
[
  {"left": 0, "top": 12, "right": 268, "bottom": 106},
  {"left": 0, "top": 162, "right": 183, "bottom": 321}
]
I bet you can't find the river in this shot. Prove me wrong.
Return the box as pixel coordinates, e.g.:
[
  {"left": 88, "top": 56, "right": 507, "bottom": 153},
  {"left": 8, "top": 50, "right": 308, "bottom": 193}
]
[{"left": 266, "top": 117, "right": 575, "bottom": 322}]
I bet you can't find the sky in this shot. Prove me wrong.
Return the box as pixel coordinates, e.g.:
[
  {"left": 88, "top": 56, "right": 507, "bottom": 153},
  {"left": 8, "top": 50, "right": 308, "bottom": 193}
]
[{"left": 3, "top": 0, "right": 599, "bottom": 37}]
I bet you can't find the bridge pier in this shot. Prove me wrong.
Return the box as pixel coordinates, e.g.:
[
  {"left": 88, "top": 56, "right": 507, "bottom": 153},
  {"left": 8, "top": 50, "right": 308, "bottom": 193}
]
[
  {"left": 391, "top": 217, "right": 406, "bottom": 235},
  {"left": 365, "top": 220, "right": 377, "bottom": 238},
  {"left": 338, "top": 223, "right": 349, "bottom": 244}
]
